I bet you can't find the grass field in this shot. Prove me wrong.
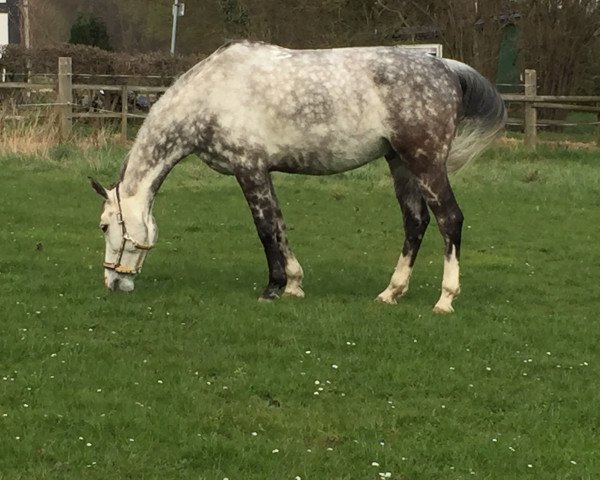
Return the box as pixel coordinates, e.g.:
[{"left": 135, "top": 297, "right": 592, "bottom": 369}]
[{"left": 0, "top": 141, "right": 599, "bottom": 479}]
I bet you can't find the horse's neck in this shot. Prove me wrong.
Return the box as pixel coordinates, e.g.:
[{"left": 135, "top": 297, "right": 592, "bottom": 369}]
[{"left": 119, "top": 128, "right": 190, "bottom": 204}]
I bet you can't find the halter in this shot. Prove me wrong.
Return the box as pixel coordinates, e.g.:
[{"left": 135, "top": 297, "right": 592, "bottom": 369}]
[{"left": 103, "top": 184, "right": 154, "bottom": 275}]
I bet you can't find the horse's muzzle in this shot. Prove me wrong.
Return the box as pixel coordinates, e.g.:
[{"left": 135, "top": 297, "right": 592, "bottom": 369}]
[{"left": 105, "top": 270, "right": 135, "bottom": 292}]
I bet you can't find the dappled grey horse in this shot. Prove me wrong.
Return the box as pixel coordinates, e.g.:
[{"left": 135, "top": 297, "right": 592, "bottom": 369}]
[{"left": 91, "top": 40, "right": 506, "bottom": 312}]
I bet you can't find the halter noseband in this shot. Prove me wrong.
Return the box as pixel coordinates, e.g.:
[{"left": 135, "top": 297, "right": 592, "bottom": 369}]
[{"left": 103, "top": 184, "right": 154, "bottom": 275}]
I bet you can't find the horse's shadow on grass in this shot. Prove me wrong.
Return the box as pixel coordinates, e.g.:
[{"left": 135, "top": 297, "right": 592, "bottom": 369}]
[{"left": 144, "top": 257, "right": 438, "bottom": 305}]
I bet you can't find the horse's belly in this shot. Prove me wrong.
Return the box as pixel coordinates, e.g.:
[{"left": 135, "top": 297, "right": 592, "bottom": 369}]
[
  {"left": 270, "top": 137, "right": 391, "bottom": 175},
  {"left": 196, "top": 124, "right": 390, "bottom": 176}
]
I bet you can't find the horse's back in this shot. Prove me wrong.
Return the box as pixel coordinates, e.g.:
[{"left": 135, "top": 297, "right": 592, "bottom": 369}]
[{"left": 154, "top": 42, "right": 462, "bottom": 175}]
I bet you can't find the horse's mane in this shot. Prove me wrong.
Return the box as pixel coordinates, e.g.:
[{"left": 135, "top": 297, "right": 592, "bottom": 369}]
[{"left": 110, "top": 150, "right": 131, "bottom": 189}]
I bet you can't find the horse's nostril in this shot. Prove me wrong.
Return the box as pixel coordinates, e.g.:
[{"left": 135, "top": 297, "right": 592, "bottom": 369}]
[{"left": 107, "top": 278, "right": 119, "bottom": 291}]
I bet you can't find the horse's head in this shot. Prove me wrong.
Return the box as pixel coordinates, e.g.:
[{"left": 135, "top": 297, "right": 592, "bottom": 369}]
[{"left": 90, "top": 178, "right": 158, "bottom": 292}]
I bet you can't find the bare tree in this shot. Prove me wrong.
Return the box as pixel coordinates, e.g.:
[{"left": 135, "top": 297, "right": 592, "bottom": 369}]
[
  {"left": 27, "top": 0, "right": 600, "bottom": 96},
  {"left": 519, "top": 0, "right": 600, "bottom": 95}
]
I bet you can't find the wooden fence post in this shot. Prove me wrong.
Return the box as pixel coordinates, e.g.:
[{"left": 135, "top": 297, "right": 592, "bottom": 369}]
[
  {"left": 121, "top": 85, "right": 128, "bottom": 140},
  {"left": 57, "top": 57, "right": 72, "bottom": 140},
  {"left": 596, "top": 107, "right": 600, "bottom": 147},
  {"left": 524, "top": 69, "right": 537, "bottom": 148}
]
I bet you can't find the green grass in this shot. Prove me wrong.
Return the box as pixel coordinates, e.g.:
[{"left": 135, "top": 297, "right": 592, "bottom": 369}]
[{"left": 0, "top": 142, "right": 599, "bottom": 479}]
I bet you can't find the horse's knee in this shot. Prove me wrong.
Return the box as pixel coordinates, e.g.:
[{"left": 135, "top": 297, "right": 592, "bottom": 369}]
[
  {"left": 414, "top": 210, "right": 430, "bottom": 235},
  {"left": 445, "top": 207, "right": 464, "bottom": 247},
  {"left": 450, "top": 206, "right": 464, "bottom": 228},
  {"left": 435, "top": 204, "right": 463, "bottom": 244}
]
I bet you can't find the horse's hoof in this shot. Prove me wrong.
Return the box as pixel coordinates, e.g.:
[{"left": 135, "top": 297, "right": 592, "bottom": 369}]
[
  {"left": 258, "top": 295, "right": 278, "bottom": 303},
  {"left": 375, "top": 293, "right": 397, "bottom": 305},
  {"left": 432, "top": 303, "right": 454, "bottom": 314},
  {"left": 283, "top": 286, "right": 305, "bottom": 299}
]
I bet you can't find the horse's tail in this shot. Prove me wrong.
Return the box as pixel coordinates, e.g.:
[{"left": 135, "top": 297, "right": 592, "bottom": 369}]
[{"left": 443, "top": 59, "right": 507, "bottom": 173}]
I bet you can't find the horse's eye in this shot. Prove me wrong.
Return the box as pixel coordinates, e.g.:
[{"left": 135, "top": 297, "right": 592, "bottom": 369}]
[{"left": 100, "top": 224, "right": 109, "bottom": 233}]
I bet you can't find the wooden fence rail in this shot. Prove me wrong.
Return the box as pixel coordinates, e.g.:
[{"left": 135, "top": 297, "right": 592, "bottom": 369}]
[{"left": 1, "top": 57, "right": 600, "bottom": 147}]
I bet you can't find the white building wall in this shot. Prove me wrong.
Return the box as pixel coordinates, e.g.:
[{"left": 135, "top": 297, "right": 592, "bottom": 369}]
[{"left": 0, "top": 13, "right": 9, "bottom": 47}]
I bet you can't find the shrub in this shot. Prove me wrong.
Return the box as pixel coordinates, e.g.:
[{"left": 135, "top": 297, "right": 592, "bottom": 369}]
[{"left": 0, "top": 44, "right": 206, "bottom": 86}]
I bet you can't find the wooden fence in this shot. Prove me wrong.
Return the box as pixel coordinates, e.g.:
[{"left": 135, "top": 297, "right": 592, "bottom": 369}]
[
  {"left": 504, "top": 68, "right": 600, "bottom": 147},
  {"left": 2, "top": 58, "right": 600, "bottom": 147}
]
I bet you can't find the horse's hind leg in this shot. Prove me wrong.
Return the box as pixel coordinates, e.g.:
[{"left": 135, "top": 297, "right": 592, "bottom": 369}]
[
  {"left": 234, "top": 166, "right": 304, "bottom": 301},
  {"left": 409, "top": 159, "right": 463, "bottom": 313},
  {"left": 377, "top": 155, "right": 430, "bottom": 304}
]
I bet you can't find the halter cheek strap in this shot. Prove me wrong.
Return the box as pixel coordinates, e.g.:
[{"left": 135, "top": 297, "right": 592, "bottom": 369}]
[{"left": 103, "top": 184, "right": 154, "bottom": 275}]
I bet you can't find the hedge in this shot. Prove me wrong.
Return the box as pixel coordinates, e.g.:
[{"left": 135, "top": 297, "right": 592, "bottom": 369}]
[{"left": 0, "top": 44, "right": 206, "bottom": 86}]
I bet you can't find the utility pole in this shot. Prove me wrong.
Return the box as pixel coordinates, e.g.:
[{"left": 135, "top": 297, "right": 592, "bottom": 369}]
[
  {"left": 22, "top": 0, "right": 30, "bottom": 48},
  {"left": 170, "top": 0, "right": 185, "bottom": 55},
  {"left": 21, "top": 0, "right": 31, "bottom": 84}
]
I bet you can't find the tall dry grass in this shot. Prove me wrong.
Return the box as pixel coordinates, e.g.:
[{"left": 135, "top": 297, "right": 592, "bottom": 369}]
[
  {"left": 0, "top": 108, "right": 59, "bottom": 157},
  {"left": 0, "top": 107, "right": 127, "bottom": 160}
]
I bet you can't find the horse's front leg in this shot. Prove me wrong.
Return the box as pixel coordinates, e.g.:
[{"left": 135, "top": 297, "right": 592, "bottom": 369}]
[{"left": 234, "top": 166, "right": 304, "bottom": 301}]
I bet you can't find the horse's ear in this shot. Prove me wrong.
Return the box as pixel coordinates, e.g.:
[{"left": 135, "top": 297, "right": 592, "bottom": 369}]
[{"left": 89, "top": 177, "right": 108, "bottom": 200}]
